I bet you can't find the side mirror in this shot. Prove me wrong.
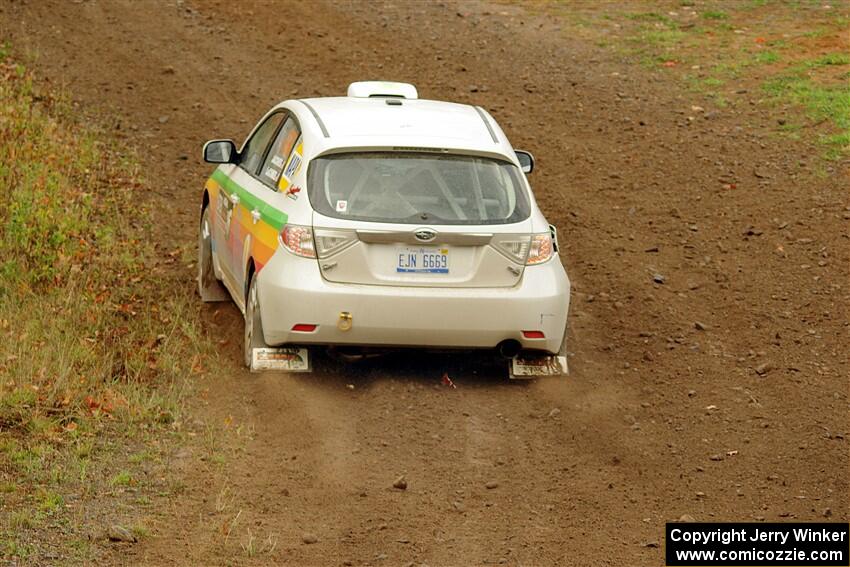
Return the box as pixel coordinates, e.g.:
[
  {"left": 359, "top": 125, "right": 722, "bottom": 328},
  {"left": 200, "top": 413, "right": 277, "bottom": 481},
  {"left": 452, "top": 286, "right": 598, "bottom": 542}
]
[
  {"left": 515, "top": 150, "right": 534, "bottom": 174},
  {"left": 203, "top": 139, "right": 238, "bottom": 164}
]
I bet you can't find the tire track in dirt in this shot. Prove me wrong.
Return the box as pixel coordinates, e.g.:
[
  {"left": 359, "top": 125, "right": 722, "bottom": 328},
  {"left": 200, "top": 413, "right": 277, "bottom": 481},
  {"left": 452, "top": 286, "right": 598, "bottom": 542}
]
[{"left": 2, "top": 0, "right": 846, "bottom": 565}]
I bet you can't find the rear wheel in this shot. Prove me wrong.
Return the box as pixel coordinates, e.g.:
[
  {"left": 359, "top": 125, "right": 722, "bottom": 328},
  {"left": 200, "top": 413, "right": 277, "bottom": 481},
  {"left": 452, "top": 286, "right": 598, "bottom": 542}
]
[
  {"left": 197, "top": 207, "right": 228, "bottom": 302},
  {"left": 244, "top": 275, "right": 269, "bottom": 368}
]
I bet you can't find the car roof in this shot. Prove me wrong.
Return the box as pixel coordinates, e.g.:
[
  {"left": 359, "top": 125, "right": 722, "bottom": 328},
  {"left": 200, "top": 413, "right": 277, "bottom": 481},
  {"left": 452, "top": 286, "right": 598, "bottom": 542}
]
[{"left": 296, "top": 96, "right": 498, "bottom": 145}]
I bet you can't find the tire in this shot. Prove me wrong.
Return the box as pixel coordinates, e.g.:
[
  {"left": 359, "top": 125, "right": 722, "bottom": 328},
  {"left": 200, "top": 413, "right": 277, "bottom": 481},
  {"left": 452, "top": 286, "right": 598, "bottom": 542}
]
[
  {"left": 244, "top": 274, "right": 269, "bottom": 368},
  {"left": 198, "top": 207, "right": 228, "bottom": 302}
]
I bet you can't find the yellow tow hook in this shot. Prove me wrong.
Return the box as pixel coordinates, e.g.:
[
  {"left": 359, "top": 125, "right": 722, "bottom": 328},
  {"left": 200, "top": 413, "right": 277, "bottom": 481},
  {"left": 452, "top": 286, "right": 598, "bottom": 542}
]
[{"left": 337, "top": 312, "right": 353, "bottom": 331}]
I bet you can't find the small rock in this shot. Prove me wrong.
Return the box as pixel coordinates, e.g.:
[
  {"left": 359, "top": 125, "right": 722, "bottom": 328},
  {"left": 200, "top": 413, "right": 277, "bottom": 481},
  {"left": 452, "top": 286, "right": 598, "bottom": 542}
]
[
  {"left": 485, "top": 481, "right": 500, "bottom": 489},
  {"left": 823, "top": 508, "right": 832, "bottom": 518},
  {"left": 709, "top": 454, "right": 724, "bottom": 461},
  {"left": 695, "top": 491, "right": 707, "bottom": 499},
  {"left": 158, "top": 115, "right": 169, "bottom": 124},
  {"left": 694, "top": 321, "right": 708, "bottom": 331},
  {"left": 652, "top": 273, "right": 666, "bottom": 284},
  {"left": 644, "top": 541, "right": 660, "bottom": 548},
  {"left": 679, "top": 514, "right": 696, "bottom": 522},
  {"left": 777, "top": 118, "right": 786, "bottom": 125},
  {"left": 393, "top": 475, "right": 408, "bottom": 490},
  {"left": 755, "top": 362, "right": 773, "bottom": 376},
  {"left": 162, "top": 65, "right": 175, "bottom": 74},
  {"left": 107, "top": 525, "right": 136, "bottom": 543},
  {"left": 547, "top": 408, "right": 561, "bottom": 418},
  {"left": 302, "top": 533, "right": 318, "bottom": 544}
]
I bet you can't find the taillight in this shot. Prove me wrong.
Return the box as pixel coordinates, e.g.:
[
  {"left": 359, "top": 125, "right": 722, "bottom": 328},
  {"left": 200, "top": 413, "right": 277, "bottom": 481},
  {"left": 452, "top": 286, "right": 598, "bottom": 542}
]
[
  {"left": 280, "top": 225, "right": 316, "bottom": 258},
  {"left": 526, "top": 233, "right": 554, "bottom": 265},
  {"left": 492, "top": 233, "right": 554, "bottom": 265},
  {"left": 314, "top": 229, "right": 358, "bottom": 258},
  {"left": 492, "top": 235, "right": 531, "bottom": 264}
]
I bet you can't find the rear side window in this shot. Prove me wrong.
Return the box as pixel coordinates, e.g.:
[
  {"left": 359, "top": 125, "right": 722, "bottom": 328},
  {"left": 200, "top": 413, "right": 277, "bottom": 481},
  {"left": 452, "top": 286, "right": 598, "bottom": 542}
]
[
  {"left": 307, "top": 153, "right": 531, "bottom": 225},
  {"left": 239, "top": 113, "right": 285, "bottom": 175},
  {"left": 259, "top": 117, "right": 301, "bottom": 190}
]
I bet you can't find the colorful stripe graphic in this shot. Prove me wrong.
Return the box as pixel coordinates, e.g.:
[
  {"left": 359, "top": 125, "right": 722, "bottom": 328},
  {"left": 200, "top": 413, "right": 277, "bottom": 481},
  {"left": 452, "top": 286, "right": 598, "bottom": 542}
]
[{"left": 206, "top": 169, "right": 289, "bottom": 281}]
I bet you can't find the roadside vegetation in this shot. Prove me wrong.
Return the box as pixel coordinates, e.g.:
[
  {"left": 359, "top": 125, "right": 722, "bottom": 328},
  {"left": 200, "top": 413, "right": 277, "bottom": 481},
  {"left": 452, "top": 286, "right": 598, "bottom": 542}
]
[
  {"left": 524, "top": 0, "right": 850, "bottom": 159},
  {"left": 0, "top": 45, "right": 213, "bottom": 563}
]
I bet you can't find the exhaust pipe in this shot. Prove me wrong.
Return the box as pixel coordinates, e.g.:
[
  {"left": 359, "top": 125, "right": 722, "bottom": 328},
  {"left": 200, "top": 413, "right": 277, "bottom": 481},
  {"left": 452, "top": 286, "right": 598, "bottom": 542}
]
[{"left": 497, "top": 339, "right": 522, "bottom": 360}]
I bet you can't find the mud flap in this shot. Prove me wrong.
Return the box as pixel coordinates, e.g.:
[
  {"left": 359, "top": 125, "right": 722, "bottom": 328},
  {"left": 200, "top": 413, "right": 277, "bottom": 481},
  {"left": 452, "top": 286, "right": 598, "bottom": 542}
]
[
  {"left": 509, "top": 354, "right": 568, "bottom": 379},
  {"left": 251, "top": 347, "right": 312, "bottom": 373},
  {"left": 199, "top": 280, "right": 230, "bottom": 302}
]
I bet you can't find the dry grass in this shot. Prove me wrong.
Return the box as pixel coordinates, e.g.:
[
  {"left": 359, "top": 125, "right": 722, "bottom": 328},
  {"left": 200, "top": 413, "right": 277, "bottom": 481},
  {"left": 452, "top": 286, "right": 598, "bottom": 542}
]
[{"left": 0, "top": 45, "right": 215, "bottom": 562}]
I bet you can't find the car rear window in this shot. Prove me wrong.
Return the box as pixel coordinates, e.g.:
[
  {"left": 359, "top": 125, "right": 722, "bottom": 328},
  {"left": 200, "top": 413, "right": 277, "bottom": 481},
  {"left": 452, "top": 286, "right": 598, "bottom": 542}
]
[{"left": 307, "top": 152, "right": 531, "bottom": 225}]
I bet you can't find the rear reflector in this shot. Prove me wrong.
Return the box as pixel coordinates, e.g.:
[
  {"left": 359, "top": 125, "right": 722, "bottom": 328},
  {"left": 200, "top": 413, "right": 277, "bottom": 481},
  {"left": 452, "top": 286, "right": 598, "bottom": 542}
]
[
  {"left": 291, "top": 324, "right": 317, "bottom": 332},
  {"left": 522, "top": 330, "right": 545, "bottom": 339}
]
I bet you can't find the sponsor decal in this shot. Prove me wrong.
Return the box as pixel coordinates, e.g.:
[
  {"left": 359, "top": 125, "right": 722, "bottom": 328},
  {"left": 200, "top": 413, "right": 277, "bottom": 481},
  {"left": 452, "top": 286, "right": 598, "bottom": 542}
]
[
  {"left": 263, "top": 166, "right": 279, "bottom": 181},
  {"left": 336, "top": 200, "right": 348, "bottom": 213},
  {"left": 286, "top": 185, "right": 301, "bottom": 201},
  {"left": 283, "top": 152, "right": 302, "bottom": 180}
]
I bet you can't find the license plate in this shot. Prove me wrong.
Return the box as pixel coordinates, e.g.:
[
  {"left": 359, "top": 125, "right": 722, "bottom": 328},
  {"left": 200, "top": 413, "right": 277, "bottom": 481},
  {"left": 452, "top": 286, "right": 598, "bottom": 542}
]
[
  {"left": 509, "top": 355, "right": 568, "bottom": 379},
  {"left": 251, "top": 347, "right": 311, "bottom": 372},
  {"left": 396, "top": 246, "right": 449, "bottom": 274}
]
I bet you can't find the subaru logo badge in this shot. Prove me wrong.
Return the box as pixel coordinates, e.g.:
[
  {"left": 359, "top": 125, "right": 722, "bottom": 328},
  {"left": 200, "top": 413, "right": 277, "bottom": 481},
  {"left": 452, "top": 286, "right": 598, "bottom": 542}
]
[{"left": 414, "top": 228, "right": 437, "bottom": 242}]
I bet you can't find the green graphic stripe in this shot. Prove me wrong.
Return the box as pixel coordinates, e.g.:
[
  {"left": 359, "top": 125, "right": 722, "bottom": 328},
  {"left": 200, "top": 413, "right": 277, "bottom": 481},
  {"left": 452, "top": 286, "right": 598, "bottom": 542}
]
[{"left": 210, "top": 169, "right": 288, "bottom": 230}]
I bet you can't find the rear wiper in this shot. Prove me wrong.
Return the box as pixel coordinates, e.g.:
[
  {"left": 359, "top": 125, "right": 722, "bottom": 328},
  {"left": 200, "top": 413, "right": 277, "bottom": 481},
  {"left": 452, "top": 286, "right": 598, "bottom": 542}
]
[{"left": 405, "top": 211, "right": 448, "bottom": 222}]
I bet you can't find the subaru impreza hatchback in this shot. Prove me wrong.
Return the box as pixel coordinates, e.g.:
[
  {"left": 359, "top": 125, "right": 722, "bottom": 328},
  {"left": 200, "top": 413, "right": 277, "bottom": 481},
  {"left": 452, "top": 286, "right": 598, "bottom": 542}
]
[{"left": 198, "top": 81, "right": 570, "bottom": 377}]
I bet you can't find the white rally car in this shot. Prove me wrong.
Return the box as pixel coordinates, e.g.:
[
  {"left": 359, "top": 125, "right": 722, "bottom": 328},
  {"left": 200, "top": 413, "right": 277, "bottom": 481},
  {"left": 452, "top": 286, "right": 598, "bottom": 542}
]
[{"left": 198, "top": 81, "right": 570, "bottom": 378}]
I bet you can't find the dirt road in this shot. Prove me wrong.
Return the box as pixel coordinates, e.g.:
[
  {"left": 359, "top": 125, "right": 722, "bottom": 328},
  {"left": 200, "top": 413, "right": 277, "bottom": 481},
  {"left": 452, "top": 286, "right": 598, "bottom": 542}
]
[{"left": 2, "top": 0, "right": 847, "bottom": 565}]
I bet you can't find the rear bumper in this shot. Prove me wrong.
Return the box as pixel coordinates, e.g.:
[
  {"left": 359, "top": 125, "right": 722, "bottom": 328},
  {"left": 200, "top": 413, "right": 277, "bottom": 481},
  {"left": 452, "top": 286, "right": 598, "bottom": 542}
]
[{"left": 257, "top": 250, "right": 570, "bottom": 353}]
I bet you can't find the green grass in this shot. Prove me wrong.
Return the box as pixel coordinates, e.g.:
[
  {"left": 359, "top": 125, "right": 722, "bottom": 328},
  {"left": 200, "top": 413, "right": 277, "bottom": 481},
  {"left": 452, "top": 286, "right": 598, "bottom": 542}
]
[
  {"left": 701, "top": 10, "right": 729, "bottom": 20},
  {"left": 524, "top": 0, "right": 850, "bottom": 163},
  {"left": 638, "top": 29, "right": 685, "bottom": 47},
  {"left": 0, "top": 46, "right": 216, "bottom": 563},
  {"left": 808, "top": 53, "right": 850, "bottom": 67},
  {"left": 763, "top": 57, "right": 850, "bottom": 157},
  {"left": 625, "top": 12, "right": 675, "bottom": 27},
  {"left": 110, "top": 470, "right": 133, "bottom": 487},
  {"left": 36, "top": 489, "right": 64, "bottom": 514},
  {"left": 754, "top": 51, "right": 780, "bottom": 64}
]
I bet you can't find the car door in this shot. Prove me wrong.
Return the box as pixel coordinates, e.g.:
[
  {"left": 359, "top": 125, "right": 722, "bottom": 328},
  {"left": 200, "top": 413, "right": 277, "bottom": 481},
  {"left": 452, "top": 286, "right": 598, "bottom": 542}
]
[
  {"left": 228, "top": 114, "right": 302, "bottom": 296},
  {"left": 219, "top": 112, "right": 286, "bottom": 297}
]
